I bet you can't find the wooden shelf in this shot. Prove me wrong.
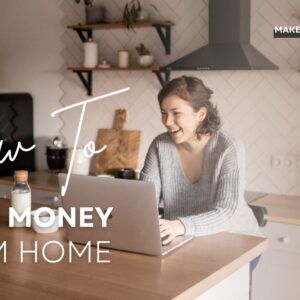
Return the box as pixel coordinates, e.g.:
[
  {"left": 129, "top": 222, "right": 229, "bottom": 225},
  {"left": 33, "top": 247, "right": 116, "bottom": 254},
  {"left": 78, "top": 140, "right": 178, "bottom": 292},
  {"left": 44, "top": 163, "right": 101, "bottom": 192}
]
[
  {"left": 67, "top": 19, "right": 173, "bottom": 55},
  {"left": 67, "top": 20, "right": 174, "bottom": 30},
  {"left": 68, "top": 66, "right": 160, "bottom": 72},
  {"left": 291, "top": 66, "right": 300, "bottom": 72},
  {"left": 67, "top": 19, "right": 174, "bottom": 95},
  {"left": 68, "top": 66, "right": 166, "bottom": 96}
]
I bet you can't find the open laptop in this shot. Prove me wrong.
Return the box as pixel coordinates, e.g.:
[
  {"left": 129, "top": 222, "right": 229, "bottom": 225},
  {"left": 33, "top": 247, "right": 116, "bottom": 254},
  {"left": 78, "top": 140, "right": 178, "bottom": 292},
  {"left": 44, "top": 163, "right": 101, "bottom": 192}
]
[{"left": 58, "top": 173, "right": 193, "bottom": 256}]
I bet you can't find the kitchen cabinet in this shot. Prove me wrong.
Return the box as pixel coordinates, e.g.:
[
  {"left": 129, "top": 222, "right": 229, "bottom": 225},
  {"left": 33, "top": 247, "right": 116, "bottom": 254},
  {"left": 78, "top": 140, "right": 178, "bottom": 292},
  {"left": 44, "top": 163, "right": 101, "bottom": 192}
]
[
  {"left": 67, "top": 20, "right": 174, "bottom": 95},
  {"left": 252, "top": 222, "right": 300, "bottom": 300},
  {"left": 252, "top": 194, "right": 300, "bottom": 300}
]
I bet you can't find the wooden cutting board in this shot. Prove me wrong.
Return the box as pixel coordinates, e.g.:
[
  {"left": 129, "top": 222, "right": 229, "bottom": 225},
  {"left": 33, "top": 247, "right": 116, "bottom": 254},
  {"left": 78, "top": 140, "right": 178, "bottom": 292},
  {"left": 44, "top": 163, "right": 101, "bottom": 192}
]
[{"left": 95, "top": 109, "right": 142, "bottom": 175}]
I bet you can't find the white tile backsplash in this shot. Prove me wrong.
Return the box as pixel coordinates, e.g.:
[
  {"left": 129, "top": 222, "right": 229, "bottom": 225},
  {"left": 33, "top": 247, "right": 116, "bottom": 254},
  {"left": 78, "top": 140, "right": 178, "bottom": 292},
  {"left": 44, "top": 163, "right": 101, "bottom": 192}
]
[{"left": 59, "top": 0, "right": 300, "bottom": 195}]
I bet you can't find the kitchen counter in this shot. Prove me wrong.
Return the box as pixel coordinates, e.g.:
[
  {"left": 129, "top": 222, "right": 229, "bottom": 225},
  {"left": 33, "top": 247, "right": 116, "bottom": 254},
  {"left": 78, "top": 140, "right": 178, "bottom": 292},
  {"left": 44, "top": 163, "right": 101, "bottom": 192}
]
[
  {"left": 0, "top": 171, "right": 267, "bottom": 201},
  {"left": 0, "top": 170, "right": 59, "bottom": 192},
  {"left": 0, "top": 171, "right": 60, "bottom": 205},
  {"left": 0, "top": 199, "right": 267, "bottom": 300},
  {"left": 251, "top": 194, "right": 300, "bottom": 299},
  {"left": 252, "top": 194, "right": 300, "bottom": 225}
]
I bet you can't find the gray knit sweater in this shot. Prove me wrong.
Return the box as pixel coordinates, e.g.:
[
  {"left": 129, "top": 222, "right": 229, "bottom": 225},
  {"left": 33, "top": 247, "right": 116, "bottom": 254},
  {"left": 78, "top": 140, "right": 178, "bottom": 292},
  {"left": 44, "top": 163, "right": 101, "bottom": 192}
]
[{"left": 140, "top": 130, "right": 261, "bottom": 237}]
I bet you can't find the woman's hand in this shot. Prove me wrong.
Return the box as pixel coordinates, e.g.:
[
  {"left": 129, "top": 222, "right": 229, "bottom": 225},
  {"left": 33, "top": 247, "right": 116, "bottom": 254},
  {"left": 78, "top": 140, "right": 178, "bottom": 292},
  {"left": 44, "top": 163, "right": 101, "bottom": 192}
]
[{"left": 159, "top": 219, "right": 185, "bottom": 245}]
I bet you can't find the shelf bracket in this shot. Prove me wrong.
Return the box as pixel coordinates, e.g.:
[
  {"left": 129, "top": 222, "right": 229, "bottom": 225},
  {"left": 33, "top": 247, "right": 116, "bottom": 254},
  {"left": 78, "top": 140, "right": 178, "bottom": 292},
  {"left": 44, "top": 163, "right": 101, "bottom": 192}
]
[
  {"left": 73, "top": 28, "right": 93, "bottom": 42},
  {"left": 153, "top": 70, "right": 171, "bottom": 86},
  {"left": 73, "top": 70, "right": 93, "bottom": 96},
  {"left": 152, "top": 24, "right": 171, "bottom": 54}
]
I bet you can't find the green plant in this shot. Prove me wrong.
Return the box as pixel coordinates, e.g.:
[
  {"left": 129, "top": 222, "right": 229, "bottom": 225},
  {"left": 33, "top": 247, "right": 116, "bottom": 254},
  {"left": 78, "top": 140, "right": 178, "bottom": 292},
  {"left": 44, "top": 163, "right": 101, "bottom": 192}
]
[
  {"left": 122, "top": 0, "right": 141, "bottom": 32},
  {"left": 75, "top": 0, "right": 93, "bottom": 7},
  {"left": 136, "top": 43, "right": 151, "bottom": 56}
]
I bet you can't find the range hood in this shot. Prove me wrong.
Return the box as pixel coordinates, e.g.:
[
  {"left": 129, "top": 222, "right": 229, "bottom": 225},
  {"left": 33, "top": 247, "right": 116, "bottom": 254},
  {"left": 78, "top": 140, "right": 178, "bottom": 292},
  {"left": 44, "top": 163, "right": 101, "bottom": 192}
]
[{"left": 161, "top": 0, "right": 278, "bottom": 71}]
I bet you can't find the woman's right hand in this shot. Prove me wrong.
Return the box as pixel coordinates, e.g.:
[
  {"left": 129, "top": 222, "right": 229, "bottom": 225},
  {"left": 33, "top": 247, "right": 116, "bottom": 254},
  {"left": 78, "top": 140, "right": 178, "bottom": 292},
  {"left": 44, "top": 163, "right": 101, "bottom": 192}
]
[{"left": 159, "top": 218, "right": 185, "bottom": 245}]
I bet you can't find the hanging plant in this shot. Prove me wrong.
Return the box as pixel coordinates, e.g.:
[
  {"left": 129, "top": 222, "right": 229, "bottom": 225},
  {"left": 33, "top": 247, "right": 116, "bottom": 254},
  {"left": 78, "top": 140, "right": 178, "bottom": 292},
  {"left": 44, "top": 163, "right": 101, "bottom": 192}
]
[{"left": 122, "top": 0, "right": 142, "bottom": 32}]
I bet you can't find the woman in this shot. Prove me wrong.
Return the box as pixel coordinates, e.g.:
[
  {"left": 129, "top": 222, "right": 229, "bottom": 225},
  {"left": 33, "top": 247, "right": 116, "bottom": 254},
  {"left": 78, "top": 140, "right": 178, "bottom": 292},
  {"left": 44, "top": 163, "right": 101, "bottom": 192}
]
[{"left": 140, "top": 75, "right": 261, "bottom": 245}]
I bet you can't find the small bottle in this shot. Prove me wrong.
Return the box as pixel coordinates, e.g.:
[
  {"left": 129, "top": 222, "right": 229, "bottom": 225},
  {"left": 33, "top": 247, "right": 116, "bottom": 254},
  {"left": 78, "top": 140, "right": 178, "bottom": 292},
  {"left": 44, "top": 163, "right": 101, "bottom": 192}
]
[{"left": 11, "top": 170, "right": 31, "bottom": 227}]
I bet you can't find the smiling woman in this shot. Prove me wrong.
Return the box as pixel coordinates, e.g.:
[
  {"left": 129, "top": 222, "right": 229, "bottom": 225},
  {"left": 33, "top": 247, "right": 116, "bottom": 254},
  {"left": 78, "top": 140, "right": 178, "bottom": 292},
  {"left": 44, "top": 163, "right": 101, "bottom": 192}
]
[{"left": 140, "top": 76, "right": 262, "bottom": 245}]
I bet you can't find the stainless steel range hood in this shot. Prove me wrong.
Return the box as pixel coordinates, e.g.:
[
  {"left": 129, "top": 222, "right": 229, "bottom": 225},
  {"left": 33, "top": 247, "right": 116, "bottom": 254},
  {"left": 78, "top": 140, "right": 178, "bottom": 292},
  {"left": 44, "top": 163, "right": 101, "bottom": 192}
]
[{"left": 161, "top": 0, "right": 278, "bottom": 71}]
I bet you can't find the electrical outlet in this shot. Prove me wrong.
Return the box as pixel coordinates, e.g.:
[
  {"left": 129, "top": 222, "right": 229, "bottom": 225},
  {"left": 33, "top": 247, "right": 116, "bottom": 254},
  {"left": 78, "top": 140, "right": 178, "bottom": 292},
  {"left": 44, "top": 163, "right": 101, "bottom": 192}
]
[
  {"left": 270, "top": 155, "right": 296, "bottom": 169},
  {"left": 284, "top": 158, "right": 293, "bottom": 167},
  {"left": 271, "top": 156, "right": 281, "bottom": 168}
]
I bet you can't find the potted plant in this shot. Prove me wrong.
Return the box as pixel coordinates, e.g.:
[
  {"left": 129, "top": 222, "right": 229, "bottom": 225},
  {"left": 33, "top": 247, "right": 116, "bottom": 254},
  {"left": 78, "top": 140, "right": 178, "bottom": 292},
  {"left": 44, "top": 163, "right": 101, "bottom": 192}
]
[
  {"left": 75, "top": 0, "right": 106, "bottom": 24},
  {"left": 136, "top": 43, "right": 154, "bottom": 67},
  {"left": 122, "top": 0, "right": 150, "bottom": 32}
]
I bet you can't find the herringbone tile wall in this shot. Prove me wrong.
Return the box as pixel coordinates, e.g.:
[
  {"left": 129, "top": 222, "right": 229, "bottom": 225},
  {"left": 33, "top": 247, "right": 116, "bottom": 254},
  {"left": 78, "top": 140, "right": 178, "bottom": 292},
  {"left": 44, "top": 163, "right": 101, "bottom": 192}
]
[{"left": 60, "top": 0, "right": 300, "bottom": 195}]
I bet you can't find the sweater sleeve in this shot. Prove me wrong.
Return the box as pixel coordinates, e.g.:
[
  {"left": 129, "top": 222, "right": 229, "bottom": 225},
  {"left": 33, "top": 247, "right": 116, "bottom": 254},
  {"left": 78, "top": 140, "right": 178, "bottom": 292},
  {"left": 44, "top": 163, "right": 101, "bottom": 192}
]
[
  {"left": 140, "top": 139, "right": 162, "bottom": 205},
  {"left": 179, "top": 141, "right": 245, "bottom": 236}
]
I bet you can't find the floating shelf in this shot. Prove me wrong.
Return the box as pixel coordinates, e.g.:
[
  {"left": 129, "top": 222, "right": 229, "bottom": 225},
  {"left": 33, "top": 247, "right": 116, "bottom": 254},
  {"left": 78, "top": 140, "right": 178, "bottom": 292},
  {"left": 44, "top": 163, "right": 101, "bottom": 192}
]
[
  {"left": 67, "top": 20, "right": 174, "bottom": 95},
  {"left": 67, "top": 20, "right": 174, "bottom": 54},
  {"left": 67, "top": 20, "right": 174, "bottom": 30},
  {"left": 291, "top": 12, "right": 300, "bottom": 18},
  {"left": 68, "top": 66, "right": 160, "bottom": 72},
  {"left": 68, "top": 67, "right": 166, "bottom": 96}
]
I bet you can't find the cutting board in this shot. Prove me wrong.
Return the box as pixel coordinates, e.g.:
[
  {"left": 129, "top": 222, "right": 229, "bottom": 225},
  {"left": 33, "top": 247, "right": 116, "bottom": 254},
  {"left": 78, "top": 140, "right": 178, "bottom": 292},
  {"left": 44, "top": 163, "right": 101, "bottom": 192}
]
[{"left": 95, "top": 109, "right": 142, "bottom": 175}]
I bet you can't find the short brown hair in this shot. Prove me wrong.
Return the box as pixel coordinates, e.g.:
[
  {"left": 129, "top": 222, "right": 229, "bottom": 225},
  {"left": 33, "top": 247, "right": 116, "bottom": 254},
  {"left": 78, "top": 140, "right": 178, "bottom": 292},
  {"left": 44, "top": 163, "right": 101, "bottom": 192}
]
[{"left": 158, "top": 76, "right": 221, "bottom": 136}]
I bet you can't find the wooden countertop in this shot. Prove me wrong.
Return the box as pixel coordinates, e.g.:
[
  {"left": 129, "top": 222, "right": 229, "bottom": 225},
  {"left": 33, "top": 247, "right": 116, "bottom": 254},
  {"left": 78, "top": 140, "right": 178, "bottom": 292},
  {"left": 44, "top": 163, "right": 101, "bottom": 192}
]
[
  {"left": 0, "top": 199, "right": 267, "bottom": 300},
  {"left": 0, "top": 171, "right": 59, "bottom": 192},
  {"left": 252, "top": 194, "right": 300, "bottom": 226}
]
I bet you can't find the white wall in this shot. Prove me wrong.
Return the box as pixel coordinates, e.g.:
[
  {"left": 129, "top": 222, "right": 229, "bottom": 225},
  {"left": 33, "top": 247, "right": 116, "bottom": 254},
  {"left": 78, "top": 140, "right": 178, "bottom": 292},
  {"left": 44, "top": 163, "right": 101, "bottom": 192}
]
[
  {"left": 0, "top": 0, "right": 64, "bottom": 169},
  {"left": 1, "top": 0, "right": 300, "bottom": 195}
]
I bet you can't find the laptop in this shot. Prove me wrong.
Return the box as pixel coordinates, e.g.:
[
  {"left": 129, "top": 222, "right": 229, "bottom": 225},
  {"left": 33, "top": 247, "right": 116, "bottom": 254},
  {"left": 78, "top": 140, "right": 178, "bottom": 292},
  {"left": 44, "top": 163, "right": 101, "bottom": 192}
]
[{"left": 58, "top": 173, "right": 193, "bottom": 256}]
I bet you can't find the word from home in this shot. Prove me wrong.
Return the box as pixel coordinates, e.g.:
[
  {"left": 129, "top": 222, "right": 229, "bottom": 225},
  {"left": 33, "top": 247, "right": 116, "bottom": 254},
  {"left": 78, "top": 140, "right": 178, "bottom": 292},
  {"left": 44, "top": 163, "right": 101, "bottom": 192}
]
[
  {"left": 0, "top": 87, "right": 130, "bottom": 197},
  {"left": 9, "top": 206, "right": 114, "bottom": 228},
  {"left": 0, "top": 240, "right": 110, "bottom": 263},
  {"left": 0, "top": 140, "right": 36, "bottom": 164},
  {"left": 273, "top": 26, "right": 300, "bottom": 38},
  {"left": 51, "top": 87, "right": 130, "bottom": 197}
]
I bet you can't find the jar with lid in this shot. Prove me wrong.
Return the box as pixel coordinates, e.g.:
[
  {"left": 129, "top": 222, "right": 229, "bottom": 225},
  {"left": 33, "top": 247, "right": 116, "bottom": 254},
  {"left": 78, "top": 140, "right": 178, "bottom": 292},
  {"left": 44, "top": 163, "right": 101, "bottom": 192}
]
[{"left": 11, "top": 170, "right": 31, "bottom": 227}]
